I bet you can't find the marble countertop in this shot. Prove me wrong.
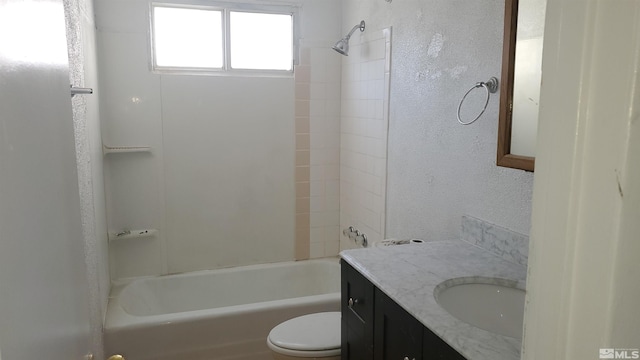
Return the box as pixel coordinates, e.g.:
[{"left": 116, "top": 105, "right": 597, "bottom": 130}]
[{"left": 340, "top": 239, "right": 527, "bottom": 360}]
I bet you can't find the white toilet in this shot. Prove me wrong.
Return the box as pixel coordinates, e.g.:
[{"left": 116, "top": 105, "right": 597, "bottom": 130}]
[{"left": 267, "top": 312, "right": 341, "bottom": 360}]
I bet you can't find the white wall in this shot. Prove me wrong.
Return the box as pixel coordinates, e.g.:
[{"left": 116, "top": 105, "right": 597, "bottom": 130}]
[
  {"left": 0, "top": 0, "right": 93, "bottom": 358},
  {"left": 341, "top": 0, "right": 533, "bottom": 241},
  {"left": 524, "top": 1, "right": 640, "bottom": 358},
  {"left": 96, "top": 0, "right": 342, "bottom": 279},
  {"left": 64, "top": 0, "right": 109, "bottom": 356}
]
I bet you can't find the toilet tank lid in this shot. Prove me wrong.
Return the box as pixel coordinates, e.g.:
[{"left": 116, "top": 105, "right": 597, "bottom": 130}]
[{"left": 268, "top": 312, "right": 341, "bottom": 351}]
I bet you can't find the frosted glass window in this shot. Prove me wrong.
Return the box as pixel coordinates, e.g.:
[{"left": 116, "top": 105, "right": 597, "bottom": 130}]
[
  {"left": 229, "top": 12, "right": 292, "bottom": 71},
  {"left": 151, "top": 4, "right": 295, "bottom": 73},
  {"left": 153, "top": 7, "right": 223, "bottom": 68}
]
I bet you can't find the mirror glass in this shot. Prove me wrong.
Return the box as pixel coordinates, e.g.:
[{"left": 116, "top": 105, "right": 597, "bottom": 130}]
[
  {"left": 497, "top": 0, "right": 546, "bottom": 171},
  {"left": 511, "top": 0, "right": 545, "bottom": 157}
]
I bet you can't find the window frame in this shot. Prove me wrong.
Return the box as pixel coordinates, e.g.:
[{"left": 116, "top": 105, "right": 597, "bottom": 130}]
[{"left": 149, "top": 1, "right": 299, "bottom": 76}]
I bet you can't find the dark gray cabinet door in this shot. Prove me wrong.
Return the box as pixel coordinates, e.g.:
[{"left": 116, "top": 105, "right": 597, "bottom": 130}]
[
  {"left": 374, "top": 288, "right": 423, "bottom": 360},
  {"left": 341, "top": 261, "right": 466, "bottom": 360},
  {"left": 342, "top": 261, "right": 374, "bottom": 360}
]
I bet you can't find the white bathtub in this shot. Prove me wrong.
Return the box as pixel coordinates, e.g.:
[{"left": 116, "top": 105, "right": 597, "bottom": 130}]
[{"left": 104, "top": 259, "right": 341, "bottom": 360}]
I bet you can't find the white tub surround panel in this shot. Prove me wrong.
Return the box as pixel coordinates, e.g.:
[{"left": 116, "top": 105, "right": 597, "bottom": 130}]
[
  {"left": 96, "top": 0, "right": 343, "bottom": 279},
  {"left": 98, "top": 25, "right": 166, "bottom": 279},
  {"left": 162, "top": 75, "right": 295, "bottom": 273}
]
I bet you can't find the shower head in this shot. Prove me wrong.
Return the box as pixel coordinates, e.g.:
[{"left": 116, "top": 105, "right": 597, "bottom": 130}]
[
  {"left": 332, "top": 20, "right": 365, "bottom": 56},
  {"left": 332, "top": 38, "right": 350, "bottom": 56}
]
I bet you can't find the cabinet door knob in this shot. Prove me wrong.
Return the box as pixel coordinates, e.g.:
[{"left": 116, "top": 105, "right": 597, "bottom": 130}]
[
  {"left": 348, "top": 297, "right": 359, "bottom": 308},
  {"left": 403, "top": 357, "right": 415, "bottom": 360}
]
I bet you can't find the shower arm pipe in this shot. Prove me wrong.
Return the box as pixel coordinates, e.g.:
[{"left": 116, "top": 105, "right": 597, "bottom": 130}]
[{"left": 344, "top": 21, "right": 366, "bottom": 41}]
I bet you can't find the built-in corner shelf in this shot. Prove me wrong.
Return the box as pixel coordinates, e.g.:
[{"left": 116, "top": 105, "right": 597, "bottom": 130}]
[
  {"left": 108, "top": 229, "right": 158, "bottom": 242},
  {"left": 103, "top": 145, "right": 151, "bottom": 155}
]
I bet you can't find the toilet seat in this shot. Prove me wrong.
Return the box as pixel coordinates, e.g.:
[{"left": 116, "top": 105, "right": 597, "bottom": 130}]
[{"left": 267, "top": 312, "right": 341, "bottom": 357}]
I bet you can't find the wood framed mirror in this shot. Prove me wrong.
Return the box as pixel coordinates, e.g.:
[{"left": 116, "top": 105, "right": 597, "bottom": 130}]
[{"left": 497, "top": 0, "right": 544, "bottom": 172}]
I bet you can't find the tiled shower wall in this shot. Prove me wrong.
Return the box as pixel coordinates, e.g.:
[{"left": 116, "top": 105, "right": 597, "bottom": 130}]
[
  {"left": 295, "top": 42, "right": 342, "bottom": 259},
  {"left": 340, "top": 28, "right": 392, "bottom": 250}
]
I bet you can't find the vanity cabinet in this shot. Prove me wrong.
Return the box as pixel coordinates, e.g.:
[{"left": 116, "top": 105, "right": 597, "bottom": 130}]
[
  {"left": 422, "top": 325, "right": 466, "bottom": 360},
  {"left": 374, "top": 289, "right": 423, "bottom": 360},
  {"left": 341, "top": 260, "right": 375, "bottom": 360},
  {"left": 341, "top": 261, "right": 466, "bottom": 360}
]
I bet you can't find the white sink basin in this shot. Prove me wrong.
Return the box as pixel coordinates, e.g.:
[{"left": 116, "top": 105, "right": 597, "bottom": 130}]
[{"left": 434, "top": 277, "right": 525, "bottom": 339}]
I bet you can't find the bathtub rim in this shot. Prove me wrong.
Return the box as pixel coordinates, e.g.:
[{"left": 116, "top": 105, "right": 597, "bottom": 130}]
[{"left": 105, "top": 257, "right": 340, "bottom": 331}]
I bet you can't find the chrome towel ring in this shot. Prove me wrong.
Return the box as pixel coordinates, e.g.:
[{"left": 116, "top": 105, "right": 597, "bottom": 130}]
[{"left": 456, "top": 77, "right": 499, "bottom": 125}]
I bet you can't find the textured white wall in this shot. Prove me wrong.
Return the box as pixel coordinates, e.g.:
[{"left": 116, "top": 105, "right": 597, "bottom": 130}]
[
  {"left": 342, "top": 0, "right": 533, "bottom": 240},
  {"left": 64, "top": 0, "right": 109, "bottom": 357}
]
